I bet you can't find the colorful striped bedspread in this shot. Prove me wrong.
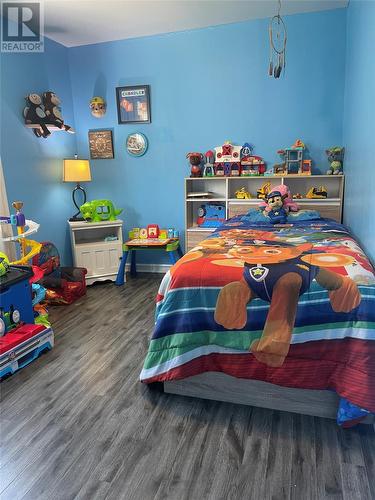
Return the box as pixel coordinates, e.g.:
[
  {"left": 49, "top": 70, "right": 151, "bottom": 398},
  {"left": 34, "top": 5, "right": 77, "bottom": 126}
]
[{"left": 140, "top": 217, "right": 375, "bottom": 422}]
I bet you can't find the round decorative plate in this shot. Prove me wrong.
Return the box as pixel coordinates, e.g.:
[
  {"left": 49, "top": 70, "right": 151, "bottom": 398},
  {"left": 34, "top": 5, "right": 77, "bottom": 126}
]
[{"left": 126, "top": 133, "right": 148, "bottom": 157}]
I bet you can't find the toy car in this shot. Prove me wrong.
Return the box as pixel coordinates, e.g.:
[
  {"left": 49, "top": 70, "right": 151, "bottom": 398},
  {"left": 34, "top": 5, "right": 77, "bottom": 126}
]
[
  {"left": 235, "top": 187, "right": 252, "bottom": 199},
  {"left": 306, "top": 186, "right": 328, "bottom": 199}
]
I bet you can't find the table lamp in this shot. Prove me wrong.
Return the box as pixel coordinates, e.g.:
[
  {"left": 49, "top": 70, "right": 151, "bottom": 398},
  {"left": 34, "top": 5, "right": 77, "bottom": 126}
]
[{"left": 63, "top": 155, "right": 92, "bottom": 221}]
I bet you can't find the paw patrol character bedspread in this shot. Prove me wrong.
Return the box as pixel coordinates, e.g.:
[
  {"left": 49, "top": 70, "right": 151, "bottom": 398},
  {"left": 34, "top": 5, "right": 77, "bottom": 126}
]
[{"left": 140, "top": 217, "right": 375, "bottom": 424}]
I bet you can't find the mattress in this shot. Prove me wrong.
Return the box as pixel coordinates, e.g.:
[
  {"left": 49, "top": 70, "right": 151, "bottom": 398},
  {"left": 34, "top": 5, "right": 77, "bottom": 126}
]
[{"left": 141, "top": 216, "right": 375, "bottom": 425}]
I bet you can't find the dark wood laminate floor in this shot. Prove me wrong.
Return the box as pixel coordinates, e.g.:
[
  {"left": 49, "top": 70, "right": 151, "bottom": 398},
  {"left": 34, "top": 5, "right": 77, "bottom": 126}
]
[{"left": 1, "top": 275, "right": 375, "bottom": 500}]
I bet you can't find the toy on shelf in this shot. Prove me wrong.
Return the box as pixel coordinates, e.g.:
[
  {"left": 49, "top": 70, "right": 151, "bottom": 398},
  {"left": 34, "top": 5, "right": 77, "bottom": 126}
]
[
  {"left": 274, "top": 139, "right": 306, "bottom": 175},
  {"left": 186, "top": 152, "right": 203, "bottom": 178},
  {"left": 326, "top": 147, "right": 344, "bottom": 175},
  {"left": 235, "top": 187, "right": 252, "bottom": 199},
  {"left": 259, "top": 184, "right": 299, "bottom": 213},
  {"left": 159, "top": 229, "right": 168, "bottom": 239},
  {"left": 197, "top": 203, "right": 226, "bottom": 228},
  {"left": 147, "top": 224, "right": 160, "bottom": 238},
  {"left": 80, "top": 200, "right": 122, "bottom": 222},
  {"left": 306, "top": 186, "right": 328, "bottom": 199},
  {"left": 140, "top": 228, "right": 148, "bottom": 239},
  {"left": 257, "top": 182, "right": 271, "bottom": 199},
  {"left": 293, "top": 193, "right": 303, "bottom": 199},
  {"left": 300, "top": 159, "right": 312, "bottom": 175},
  {"left": 214, "top": 141, "right": 241, "bottom": 177},
  {"left": 203, "top": 150, "right": 215, "bottom": 177},
  {"left": 240, "top": 143, "right": 266, "bottom": 176}
]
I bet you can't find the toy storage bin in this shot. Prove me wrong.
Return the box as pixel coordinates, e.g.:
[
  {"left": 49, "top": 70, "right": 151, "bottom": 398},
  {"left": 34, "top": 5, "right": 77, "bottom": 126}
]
[{"left": 0, "top": 266, "right": 34, "bottom": 327}]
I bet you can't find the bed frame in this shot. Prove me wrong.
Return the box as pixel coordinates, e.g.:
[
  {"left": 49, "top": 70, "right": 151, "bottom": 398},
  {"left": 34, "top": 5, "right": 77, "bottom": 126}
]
[{"left": 164, "top": 372, "right": 374, "bottom": 424}]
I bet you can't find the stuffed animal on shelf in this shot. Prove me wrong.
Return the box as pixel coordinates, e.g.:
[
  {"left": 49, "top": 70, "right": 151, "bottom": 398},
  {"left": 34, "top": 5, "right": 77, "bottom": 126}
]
[
  {"left": 186, "top": 152, "right": 203, "bottom": 178},
  {"left": 326, "top": 147, "right": 345, "bottom": 175},
  {"left": 42, "top": 91, "right": 75, "bottom": 134},
  {"left": 23, "top": 93, "right": 50, "bottom": 138}
]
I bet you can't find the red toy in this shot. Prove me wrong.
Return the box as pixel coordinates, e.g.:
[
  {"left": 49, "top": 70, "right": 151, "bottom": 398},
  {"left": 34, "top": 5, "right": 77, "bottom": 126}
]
[
  {"left": 186, "top": 152, "right": 203, "bottom": 178},
  {"left": 32, "top": 242, "right": 87, "bottom": 305},
  {"left": 147, "top": 224, "right": 160, "bottom": 238}
]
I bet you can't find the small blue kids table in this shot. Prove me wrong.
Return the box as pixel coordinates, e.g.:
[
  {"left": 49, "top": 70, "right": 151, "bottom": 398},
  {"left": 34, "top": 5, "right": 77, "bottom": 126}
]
[{"left": 115, "top": 238, "right": 183, "bottom": 286}]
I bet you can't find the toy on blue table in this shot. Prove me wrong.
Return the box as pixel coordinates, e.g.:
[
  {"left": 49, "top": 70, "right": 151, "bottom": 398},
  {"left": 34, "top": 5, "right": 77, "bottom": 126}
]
[
  {"left": 214, "top": 141, "right": 241, "bottom": 177},
  {"left": 264, "top": 191, "right": 288, "bottom": 224},
  {"left": 203, "top": 150, "right": 215, "bottom": 177},
  {"left": 240, "top": 143, "right": 266, "bottom": 176},
  {"left": 197, "top": 203, "right": 226, "bottom": 228},
  {"left": 326, "top": 147, "right": 344, "bottom": 175},
  {"left": 186, "top": 152, "right": 203, "bottom": 178},
  {"left": 80, "top": 199, "right": 122, "bottom": 222},
  {"left": 147, "top": 224, "right": 160, "bottom": 238}
]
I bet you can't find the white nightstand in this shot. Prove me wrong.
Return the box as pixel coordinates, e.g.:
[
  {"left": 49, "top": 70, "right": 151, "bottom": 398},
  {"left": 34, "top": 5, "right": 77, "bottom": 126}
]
[{"left": 68, "top": 219, "right": 123, "bottom": 285}]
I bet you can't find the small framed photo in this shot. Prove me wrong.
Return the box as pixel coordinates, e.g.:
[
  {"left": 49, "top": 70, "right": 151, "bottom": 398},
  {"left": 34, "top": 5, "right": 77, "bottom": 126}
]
[
  {"left": 116, "top": 85, "right": 151, "bottom": 124},
  {"left": 88, "top": 129, "right": 114, "bottom": 159}
]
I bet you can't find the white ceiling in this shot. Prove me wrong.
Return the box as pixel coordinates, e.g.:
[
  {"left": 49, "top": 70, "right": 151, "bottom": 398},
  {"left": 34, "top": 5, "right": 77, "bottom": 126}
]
[{"left": 43, "top": 0, "right": 348, "bottom": 48}]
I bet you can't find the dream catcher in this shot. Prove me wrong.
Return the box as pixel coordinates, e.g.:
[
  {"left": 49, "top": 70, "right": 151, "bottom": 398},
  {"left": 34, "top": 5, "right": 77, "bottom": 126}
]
[{"left": 268, "top": 0, "right": 287, "bottom": 78}]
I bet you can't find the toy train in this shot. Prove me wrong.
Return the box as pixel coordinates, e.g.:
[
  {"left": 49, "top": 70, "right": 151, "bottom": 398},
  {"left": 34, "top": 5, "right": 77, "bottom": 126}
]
[{"left": 0, "top": 305, "right": 21, "bottom": 336}]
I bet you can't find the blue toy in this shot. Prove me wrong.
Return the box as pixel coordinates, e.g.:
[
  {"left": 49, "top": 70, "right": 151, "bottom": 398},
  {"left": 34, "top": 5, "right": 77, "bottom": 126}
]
[{"left": 197, "top": 203, "right": 226, "bottom": 228}]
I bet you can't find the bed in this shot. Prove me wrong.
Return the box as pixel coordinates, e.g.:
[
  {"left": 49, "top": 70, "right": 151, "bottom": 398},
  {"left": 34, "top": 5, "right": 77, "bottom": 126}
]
[{"left": 140, "top": 214, "right": 375, "bottom": 425}]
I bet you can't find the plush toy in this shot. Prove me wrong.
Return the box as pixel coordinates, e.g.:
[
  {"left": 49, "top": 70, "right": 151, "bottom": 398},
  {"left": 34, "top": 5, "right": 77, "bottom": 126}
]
[
  {"left": 326, "top": 147, "right": 345, "bottom": 175},
  {"left": 214, "top": 241, "right": 361, "bottom": 367},
  {"left": 186, "top": 152, "right": 203, "bottom": 178},
  {"left": 23, "top": 93, "right": 50, "bottom": 138},
  {"left": 42, "top": 91, "right": 75, "bottom": 134},
  {"left": 264, "top": 191, "right": 288, "bottom": 224},
  {"left": 259, "top": 184, "right": 299, "bottom": 214},
  {"left": 80, "top": 200, "right": 122, "bottom": 222}
]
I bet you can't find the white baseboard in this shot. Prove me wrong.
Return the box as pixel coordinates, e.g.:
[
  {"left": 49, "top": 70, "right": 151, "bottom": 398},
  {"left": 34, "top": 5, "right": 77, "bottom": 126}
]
[{"left": 125, "top": 263, "right": 170, "bottom": 274}]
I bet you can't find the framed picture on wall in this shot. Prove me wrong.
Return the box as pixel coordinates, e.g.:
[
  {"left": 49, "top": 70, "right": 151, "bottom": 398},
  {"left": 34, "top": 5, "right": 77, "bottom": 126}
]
[
  {"left": 116, "top": 85, "right": 151, "bottom": 124},
  {"left": 88, "top": 129, "right": 114, "bottom": 159}
]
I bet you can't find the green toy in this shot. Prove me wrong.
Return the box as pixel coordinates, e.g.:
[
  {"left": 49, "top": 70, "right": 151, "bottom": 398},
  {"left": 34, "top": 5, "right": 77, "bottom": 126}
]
[
  {"left": 80, "top": 200, "right": 123, "bottom": 222},
  {"left": 326, "top": 146, "right": 345, "bottom": 175},
  {"left": 0, "top": 252, "right": 10, "bottom": 277}
]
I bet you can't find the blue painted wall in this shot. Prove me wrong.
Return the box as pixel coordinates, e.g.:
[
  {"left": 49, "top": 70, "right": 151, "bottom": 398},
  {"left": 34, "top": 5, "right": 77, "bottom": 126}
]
[
  {"left": 1, "top": 8, "right": 348, "bottom": 265},
  {"left": 1, "top": 35, "right": 77, "bottom": 264},
  {"left": 68, "top": 8, "right": 347, "bottom": 264},
  {"left": 343, "top": 1, "right": 375, "bottom": 263}
]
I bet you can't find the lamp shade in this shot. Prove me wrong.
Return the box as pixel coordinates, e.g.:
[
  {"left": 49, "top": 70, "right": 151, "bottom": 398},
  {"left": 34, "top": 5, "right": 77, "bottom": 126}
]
[{"left": 63, "top": 158, "right": 91, "bottom": 183}]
